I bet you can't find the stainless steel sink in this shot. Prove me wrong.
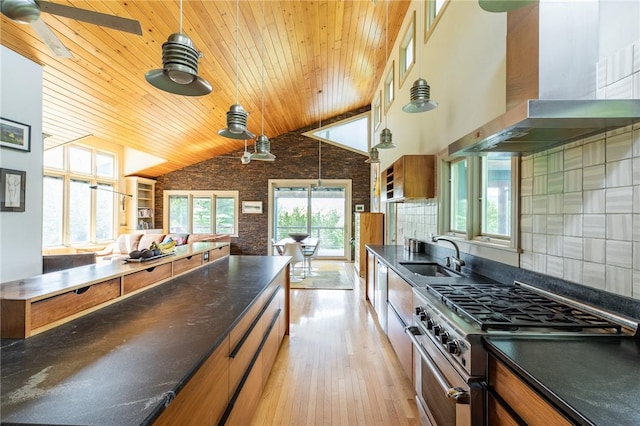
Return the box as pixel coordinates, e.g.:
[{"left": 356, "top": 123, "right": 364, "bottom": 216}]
[{"left": 399, "top": 262, "right": 461, "bottom": 277}]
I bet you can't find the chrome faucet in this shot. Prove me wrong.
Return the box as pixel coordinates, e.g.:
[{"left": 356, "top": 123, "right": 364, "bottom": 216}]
[{"left": 431, "top": 236, "right": 465, "bottom": 272}]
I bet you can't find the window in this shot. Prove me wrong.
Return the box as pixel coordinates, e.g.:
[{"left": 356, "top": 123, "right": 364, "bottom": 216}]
[
  {"left": 480, "top": 154, "right": 511, "bottom": 237},
  {"left": 164, "top": 191, "right": 239, "bottom": 236},
  {"left": 43, "top": 145, "right": 118, "bottom": 248},
  {"left": 399, "top": 12, "right": 416, "bottom": 85},
  {"left": 450, "top": 159, "right": 467, "bottom": 233},
  {"left": 445, "top": 154, "right": 517, "bottom": 245},
  {"left": 373, "top": 92, "right": 382, "bottom": 130},
  {"left": 384, "top": 61, "right": 395, "bottom": 112},
  {"left": 425, "top": 0, "right": 448, "bottom": 41}
]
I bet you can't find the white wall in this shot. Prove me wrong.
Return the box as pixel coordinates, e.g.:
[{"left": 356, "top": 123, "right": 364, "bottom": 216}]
[
  {"left": 0, "top": 46, "right": 44, "bottom": 282},
  {"left": 373, "top": 0, "right": 507, "bottom": 169}
]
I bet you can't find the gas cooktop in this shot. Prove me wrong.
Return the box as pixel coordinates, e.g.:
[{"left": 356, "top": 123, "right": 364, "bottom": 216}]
[{"left": 424, "top": 281, "right": 627, "bottom": 334}]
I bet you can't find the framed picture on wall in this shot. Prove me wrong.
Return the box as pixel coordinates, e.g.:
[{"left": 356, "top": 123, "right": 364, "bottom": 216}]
[
  {"left": 0, "top": 117, "right": 31, "bottom": 152},
  {"left": 242, "top": 201, "right": 262, "bottom": 214},
  {"left": 0, "top": 168, "right": 26, "bottom": 212}
]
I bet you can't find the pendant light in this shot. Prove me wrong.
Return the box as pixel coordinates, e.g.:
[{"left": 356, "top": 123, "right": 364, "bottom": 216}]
[
  {"left": 145, "top": 0, "right": 211, "bottom": 96},
  {"left": 218, "top": 0, "right": 255, "bottom": 140},
  {"left": 403, "top": 6, "right": 437, "bottom": 113},
  {"left": 373, "top": 0, "right": 395, "bottom": 150},
  {"left": 251, "top": 0, "right": 275, "bottom": 161},
  {"left": 365, "top": 147, "right": 381, "bottom": 163}
]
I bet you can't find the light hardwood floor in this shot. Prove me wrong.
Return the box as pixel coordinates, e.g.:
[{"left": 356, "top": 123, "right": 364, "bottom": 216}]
[{"left": 251, "top": 262, "right": 420, "bottom": 425}]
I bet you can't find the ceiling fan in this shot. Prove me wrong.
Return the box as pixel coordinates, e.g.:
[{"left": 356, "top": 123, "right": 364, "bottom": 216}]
[{"left": 1, "top": 0, "right": 142, "bottom": 58}]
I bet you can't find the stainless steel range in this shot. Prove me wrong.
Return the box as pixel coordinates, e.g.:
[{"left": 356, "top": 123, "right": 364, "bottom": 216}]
[{"left": 406, "top": 280, "right": 637, "bottom": 426}]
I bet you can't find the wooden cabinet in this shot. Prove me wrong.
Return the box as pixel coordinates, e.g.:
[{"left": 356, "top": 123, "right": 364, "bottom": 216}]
[
  {"left": 1, "top": 243, "right": 229, "bottom": 338},
  {"left": 487, "top": 354, "right": 572, "bottom": 426},
  {"left": 125, "top": 176, "right": 156, "bottom": 231},
  {"left": 354, "top": 212, "right": 384, "bottom": 277},
  {"left": 154, "top": 338, "right": 230, "bottom": 426},
  {"left": 381, "top": 155, "right": 435, "bottom": 202}
]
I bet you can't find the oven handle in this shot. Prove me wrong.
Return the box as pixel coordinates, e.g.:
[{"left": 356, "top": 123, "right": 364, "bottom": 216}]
[{"left": 405, "top": 326, "right": 470, "bottom": 405}]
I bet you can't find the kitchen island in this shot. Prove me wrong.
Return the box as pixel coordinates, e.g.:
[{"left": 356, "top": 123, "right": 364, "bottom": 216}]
[{"left": 0, "top": 255, "right": 290, "bottom": 425}]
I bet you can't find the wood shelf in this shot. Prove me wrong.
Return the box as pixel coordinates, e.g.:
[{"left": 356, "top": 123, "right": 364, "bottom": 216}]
[
  {"left": 1, "top": 243, "right": 230, "bottom": 338},
  {"left": 381, "top": 155, "right": 435, "bottom": 202}
]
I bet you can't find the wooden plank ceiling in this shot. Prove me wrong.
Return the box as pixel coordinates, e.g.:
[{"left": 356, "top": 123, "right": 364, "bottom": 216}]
[{"left": 0, "top": 0, "right": 410, "bottom": 177}]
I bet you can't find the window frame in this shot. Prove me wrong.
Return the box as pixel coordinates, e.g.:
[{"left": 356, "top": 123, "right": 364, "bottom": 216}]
[
  {"left": 399, "top": 11, "right": 416, "bottom": 87},
  {"left": 424, "top": 0, "right": 450, "bottom": 43},
  {"left": 439, "top": 155, "right": 519, "bottom": 249},
  {"left": 42, "top": 144, "right": 118, "bottom": 248},
  {"left": 163, "top": 190, "right": 239, "bottom": 237},
  {"left": 373, "top": 91, "right": 382, "bottom": 131},
  {"left": 384, "top": 61, "right": 395, "bottom": 113}
]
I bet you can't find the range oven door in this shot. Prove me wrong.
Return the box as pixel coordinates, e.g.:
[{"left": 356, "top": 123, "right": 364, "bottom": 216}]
[{"left": 407, "top": 327, "right": 483, "bottom": 426}]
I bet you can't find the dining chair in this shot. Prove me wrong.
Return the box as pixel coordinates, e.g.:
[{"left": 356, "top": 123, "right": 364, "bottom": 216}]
[
  {"left": 271, "top": 238, "right": 284, "bottom": 255},
  {"left": 282, "top": 242, "right": 305, "bottom": 281},
  {"left": 303, "top": 239, "right": 320, "bottom": 274}
]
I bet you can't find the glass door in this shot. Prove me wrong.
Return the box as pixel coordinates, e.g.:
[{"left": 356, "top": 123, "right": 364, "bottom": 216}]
[{"left": 269, "top": 180, "right": 351, "bottom": 259}]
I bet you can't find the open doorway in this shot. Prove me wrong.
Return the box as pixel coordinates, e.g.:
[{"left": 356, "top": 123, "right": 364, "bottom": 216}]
[{"left": 268, "top": 179, "right": 352, "bottom": 260}]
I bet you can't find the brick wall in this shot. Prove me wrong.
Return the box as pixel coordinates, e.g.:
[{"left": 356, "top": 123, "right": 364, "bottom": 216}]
[{"left": 154, "top": 107, "right": 371, "bottom": 255}]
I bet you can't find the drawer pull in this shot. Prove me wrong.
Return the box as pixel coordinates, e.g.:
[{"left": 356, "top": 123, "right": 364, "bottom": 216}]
[
  {"left": 73, "top": 286, "right": 90, "bottom": 295},
  {"left": 145, "top": 267, "right": 156, "bottom": 272},
  {"left": 186, "top": 256, "right": 193, "bottom": 260}
]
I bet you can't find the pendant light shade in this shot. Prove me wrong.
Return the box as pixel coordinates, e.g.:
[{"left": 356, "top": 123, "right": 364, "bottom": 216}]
[
  {"left": 218, "top": 104, "right": 255, "bottom": 139},
  {"left": 250, "top": 0, "right": 275, "bottom": 162},
  {"left": 402, "top": 78, "right": 438, "bottom": 113},
  {"left": 374, "top": 127, "right": 395, "bottom": 149},
  {"left": 219, "top": 0, "right": 254, "bottom": 140},
  {"left": 365, "top": 147, "right": 380, "bottom": 163},
  {"left": 252, "top": 134, "right": 276, "bottom": 161},
  {"left": 145, "top": 1, "right": 211, "bottom": 96}
]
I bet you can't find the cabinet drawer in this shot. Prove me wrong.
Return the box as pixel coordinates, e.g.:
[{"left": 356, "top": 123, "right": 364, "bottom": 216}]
[
  {"left": 489, "top": 355, "right": 571, "bottom": 426},
  {"left": 387, "top": 268, "right": 413, "bottom": 326},
  {"left": 173, "top": 254, "right": 202, "bottom": 275},
  {"left": 123, "top": 263, "right": 172, "bottom": 294},
  {"left": 387, "top": 304, "right": 413, "bottom": 380},
  {"left": 31, "top": 278, "right": 121, "bottom": 329},
  {"left": 207, "top": 245, "right": 230, "bottom": 262},
  {"left": 229, "top": 309, "right": 265, "bottom": 398}
]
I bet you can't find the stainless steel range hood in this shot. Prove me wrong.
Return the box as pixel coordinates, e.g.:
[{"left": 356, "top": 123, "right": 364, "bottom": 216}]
[
  {"left": 448, "top": 99, "right": 640, "bottom": 155},
  {"left": 449, "top": 1, "right": 640, "bottom": 157}
]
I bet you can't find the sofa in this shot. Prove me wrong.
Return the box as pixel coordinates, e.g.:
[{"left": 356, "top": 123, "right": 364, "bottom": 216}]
[{"left": 95, "top": 232, "right": 230, "bottom": 259}]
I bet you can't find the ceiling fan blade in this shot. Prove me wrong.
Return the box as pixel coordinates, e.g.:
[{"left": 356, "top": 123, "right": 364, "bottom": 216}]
[
  {"left": 36, "top": 0, "right": 142, "bottom": 35},
  {"left": 30, "top": 18, "right": 72, "bottom": 58}
]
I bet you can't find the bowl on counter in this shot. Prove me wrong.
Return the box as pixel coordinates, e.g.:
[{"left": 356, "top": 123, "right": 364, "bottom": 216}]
[{"left": 288, "top": 233, "right": 309, "bottom": 242}]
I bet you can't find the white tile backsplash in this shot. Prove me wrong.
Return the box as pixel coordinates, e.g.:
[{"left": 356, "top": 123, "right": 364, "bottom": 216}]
[
  {"left": 583, "top": 165, "right": 606, "bottom": 190},
  {"left": 584, "top": 189, "right": 606, "bottom": 214},
  {"left": 583, "top": 214, "right": 606, "bottom": 239},
  {"left": 583, "top": 262, "right": 606, "bottom": 290},
  {"left": 583, "top": 139, "right": 605, "bottom": 166},
  {"left": 564, "top": 146, "right": 583, "bottom": 170},
  {"left": 564, "top": 215, "right": 583, "bottom": 237},
  {"left": 606, "top": 240, "right": 633, "bottom": 268},
  {"left": 564, "top": 169, "right": 583, "bottom": 192},
  {"left": 606, "top": 265, "right": 633, "bottom": 296},
  {"left": 563, "top": 192, "right": 583, "bottom": 214},
  {"left": 584, "top": 238, "right": 606, "bottom": 263},
  {"left": 563, "top": 236, "right": 583, "bottom": 260},
  {"left": 606, "top": 159, "right": 633, "bottom": 188},
  {"left": 606, "top": 132, "right": 633, "bottom": 161},
  {"left": 606, "top": 186, "right": 634, "bottom": 213},
  {"left": 606, "top": 214, "right": 633, "bottom": 241}
]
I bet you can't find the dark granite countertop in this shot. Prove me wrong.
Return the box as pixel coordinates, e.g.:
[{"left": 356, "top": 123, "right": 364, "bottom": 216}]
[
  {"left": 0, "top": 255, "right": 289, "bottom": 426},
  {"left": 485, "top": 337, "right": 640, "bottom": 426}
]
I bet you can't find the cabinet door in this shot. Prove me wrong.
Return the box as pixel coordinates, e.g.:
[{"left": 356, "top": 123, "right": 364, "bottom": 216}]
[{"left": 387, "top": 267, "right": 413, "bottom": 326}]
